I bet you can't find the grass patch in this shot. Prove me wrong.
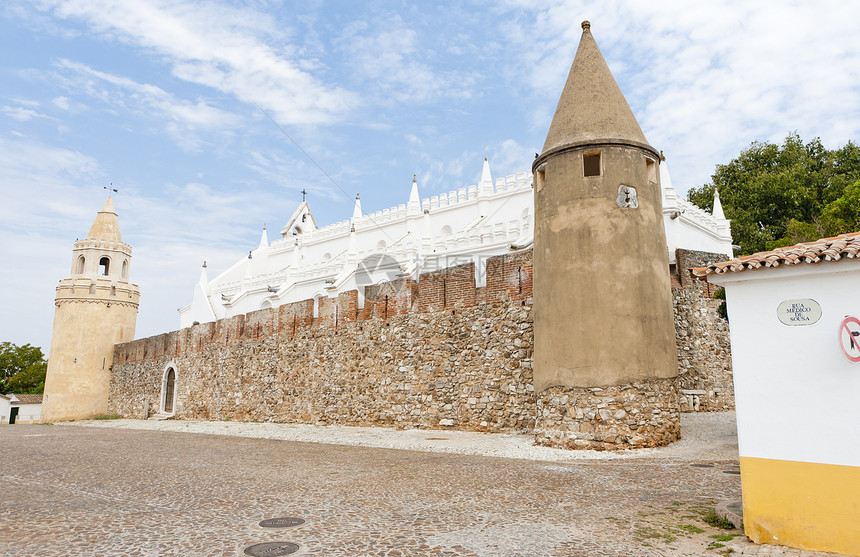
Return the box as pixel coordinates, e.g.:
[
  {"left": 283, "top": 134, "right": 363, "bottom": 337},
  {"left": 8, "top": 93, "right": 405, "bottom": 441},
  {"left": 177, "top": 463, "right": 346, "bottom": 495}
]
[
  {"left": 678, "top": 524, "right": 705, "bottom": 534},
  {"left": 710, "top": 533, "right": 741, "bottom": 541},
  {"left": 703, "top": 509, "right": 735, "bottom": 529},
  {"left": 93, "top": 413, "right": 121, "bottom": 420},
  {"left": 634, "top": 526, "right": 676, "bottom": 544},
  {"left": 709, "top": 542, "right": 725, "bottom": 549}
]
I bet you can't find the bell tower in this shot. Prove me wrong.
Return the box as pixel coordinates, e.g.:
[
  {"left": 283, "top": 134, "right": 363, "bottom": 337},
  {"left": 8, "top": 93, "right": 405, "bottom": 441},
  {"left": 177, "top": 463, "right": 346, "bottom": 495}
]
[
  {"left": 532, "top": 22, "right": 679, "bottom": 448},
  {"left": 42, "top": 196, "right": 140, "bottom": 421}
]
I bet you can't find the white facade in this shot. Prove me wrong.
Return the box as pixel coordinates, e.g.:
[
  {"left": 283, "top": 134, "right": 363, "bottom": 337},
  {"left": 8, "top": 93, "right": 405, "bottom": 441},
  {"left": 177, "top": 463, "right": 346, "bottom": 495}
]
[
  {"left": 710, "top": 262, "right": 860, "bottom": 468},
  {"left": 180, "top": 158, "right": 732, "bottom": 327},
  {"left": 0, "top": 394, "right": 43, "bottom": 424},
  {"left": 704, "top": 253, "right": 860, "bottom": 554}
]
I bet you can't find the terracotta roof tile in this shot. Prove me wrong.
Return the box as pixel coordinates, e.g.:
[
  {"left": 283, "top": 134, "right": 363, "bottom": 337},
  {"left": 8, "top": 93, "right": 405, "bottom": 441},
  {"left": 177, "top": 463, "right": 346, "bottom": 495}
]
[
  {"left": 692, "top": 232, "right": 860, "bottom": 278},
  {"left": 10, "top": 393, "right": 43, "bottom": 404}
]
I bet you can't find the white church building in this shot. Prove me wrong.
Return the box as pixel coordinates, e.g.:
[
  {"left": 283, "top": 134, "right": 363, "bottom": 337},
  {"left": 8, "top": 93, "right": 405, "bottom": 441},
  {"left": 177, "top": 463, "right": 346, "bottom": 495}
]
[{"left": 179, "top": 157, "right": 731, "bottom": 327}]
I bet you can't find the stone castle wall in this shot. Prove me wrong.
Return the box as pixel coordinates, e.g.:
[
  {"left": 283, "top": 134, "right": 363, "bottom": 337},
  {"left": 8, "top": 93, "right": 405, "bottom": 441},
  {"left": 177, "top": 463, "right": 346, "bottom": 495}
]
[{"left": 109, "top": 249, "right": 731, "bottom": 449}]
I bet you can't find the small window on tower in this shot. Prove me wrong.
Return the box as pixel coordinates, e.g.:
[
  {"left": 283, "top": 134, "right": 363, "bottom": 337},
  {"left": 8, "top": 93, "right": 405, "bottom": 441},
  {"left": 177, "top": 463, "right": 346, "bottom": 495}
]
[
  {"left": 584, "top": 152, "right": 601, "bottom": 177},
  {"left": 99, "top": 257, "right": 110, "bottom": 276},
  {"left": 535, "top": 167, "right": 546, "bottom": 192},
  {"left": 76, "top": 255, "right": 85, "bottom": 274},
  {"left": 646, "top": 158, "right": 657, "bottom": 183}
]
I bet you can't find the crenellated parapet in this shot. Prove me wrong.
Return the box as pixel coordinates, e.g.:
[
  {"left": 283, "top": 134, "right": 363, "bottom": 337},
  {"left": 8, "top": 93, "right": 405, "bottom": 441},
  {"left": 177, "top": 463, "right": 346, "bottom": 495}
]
[{"left": 54, "top": 277, "right": 140, "bottom": 307}]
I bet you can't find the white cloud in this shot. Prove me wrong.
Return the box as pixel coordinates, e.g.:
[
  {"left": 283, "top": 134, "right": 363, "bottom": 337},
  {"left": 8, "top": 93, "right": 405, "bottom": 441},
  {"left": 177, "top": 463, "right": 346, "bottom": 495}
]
[
  {"left": 2, "top": 105, "right": 50, "bottom": 121},
  {"left": 52, "top": 96, "right": 69, "bottom": 110},
  {"left": 337, "top": 14, "right": 477, "bottom": 104},
  {"left": 36, "top": 0, "right": 356, "bottom": 126},
  {"left": 55, "top": 59, "right": 237, "bottom": 129}
]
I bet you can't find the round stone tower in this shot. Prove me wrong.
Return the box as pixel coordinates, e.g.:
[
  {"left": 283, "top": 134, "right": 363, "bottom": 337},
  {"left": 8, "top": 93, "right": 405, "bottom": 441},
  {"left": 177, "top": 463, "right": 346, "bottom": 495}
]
[
  {"left": 532, "top": 22, "right": 679, "bottom": 449},
  {"left": 42, "top": 196, "right": 140, "bottom": 421}
]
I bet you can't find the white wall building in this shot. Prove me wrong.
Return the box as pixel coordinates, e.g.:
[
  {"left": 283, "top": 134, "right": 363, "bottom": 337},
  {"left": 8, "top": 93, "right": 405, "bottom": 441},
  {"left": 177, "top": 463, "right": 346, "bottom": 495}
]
[
  {"left": 0, "top": 394, "right": 43, "bottom": 424},
  {"left": 180, "top": 158, "right": 732, "bottom": 327},
  {"left": 694, "top": 234, "right": 860, "bottom": 556}
]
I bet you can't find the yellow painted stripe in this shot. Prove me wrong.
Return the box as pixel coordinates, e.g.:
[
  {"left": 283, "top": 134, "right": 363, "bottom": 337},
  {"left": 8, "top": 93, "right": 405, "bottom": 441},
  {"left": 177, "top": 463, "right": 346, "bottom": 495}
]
[{"left": 740, "top": 456, "right": 860, "bottom": 556}]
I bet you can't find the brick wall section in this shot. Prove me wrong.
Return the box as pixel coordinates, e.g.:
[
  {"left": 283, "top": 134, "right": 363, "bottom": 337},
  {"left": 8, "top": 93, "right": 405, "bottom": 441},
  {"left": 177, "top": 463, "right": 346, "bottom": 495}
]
[
  {"left": 416, "top": 263, "right": 477, "bottom": 312},
  {"left": 109, "top": 249, "right": 734, "bottom": 449},
  {"left": 483, "top": 251, "right": 534, "bottom": 303},
  {"left": 361, "top": 279, "right": 417, "bottom": 320}
]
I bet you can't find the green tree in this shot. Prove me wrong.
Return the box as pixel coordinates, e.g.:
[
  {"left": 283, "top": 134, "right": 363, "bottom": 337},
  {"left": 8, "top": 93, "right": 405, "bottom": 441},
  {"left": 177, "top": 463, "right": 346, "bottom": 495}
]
[
  {"left": 0, "top": 342, "right": 48, "bottom": 394},
  {"left": 688, "top": 134, "right": 860, "bottom": 255}
]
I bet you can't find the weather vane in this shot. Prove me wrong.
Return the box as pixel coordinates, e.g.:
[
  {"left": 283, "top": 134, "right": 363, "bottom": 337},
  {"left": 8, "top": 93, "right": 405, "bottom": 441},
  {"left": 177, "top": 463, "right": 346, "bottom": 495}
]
[{"left": 104, "top": 183, "right": 118, "bottom": 194}]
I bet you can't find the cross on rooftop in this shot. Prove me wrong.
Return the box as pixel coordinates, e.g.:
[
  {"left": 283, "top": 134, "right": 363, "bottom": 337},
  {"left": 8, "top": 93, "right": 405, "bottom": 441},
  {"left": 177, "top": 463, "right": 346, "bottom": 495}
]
[{"left": 301, "top": 188, "right": 307, "bottom": 202}]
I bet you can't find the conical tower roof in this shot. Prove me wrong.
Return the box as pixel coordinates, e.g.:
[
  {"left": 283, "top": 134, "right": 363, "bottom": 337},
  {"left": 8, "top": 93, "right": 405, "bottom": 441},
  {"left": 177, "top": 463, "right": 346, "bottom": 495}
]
[
  {"left": 541, "top": 21, "right": 651, "bottom": 156},
  {"left": 86, "top": 196, "right": 123, "bottom": 243}
]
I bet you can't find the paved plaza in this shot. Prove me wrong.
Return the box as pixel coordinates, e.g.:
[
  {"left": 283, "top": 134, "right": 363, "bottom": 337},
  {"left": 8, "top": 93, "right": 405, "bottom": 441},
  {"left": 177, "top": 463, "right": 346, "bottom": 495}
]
[{"left": 0, "top": 414, "right": 838, "bottom": 556}]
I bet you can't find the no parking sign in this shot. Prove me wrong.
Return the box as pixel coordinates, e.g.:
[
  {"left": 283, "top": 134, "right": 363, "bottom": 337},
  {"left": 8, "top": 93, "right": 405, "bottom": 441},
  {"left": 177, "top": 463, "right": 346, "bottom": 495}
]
[{"left": 838, "top": 316, "right": 860, "bottom": 362}]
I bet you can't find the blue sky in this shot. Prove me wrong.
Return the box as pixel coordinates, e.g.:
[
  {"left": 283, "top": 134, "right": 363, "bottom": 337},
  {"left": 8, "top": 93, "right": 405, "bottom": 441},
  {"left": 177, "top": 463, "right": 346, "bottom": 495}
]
[{"left": 2, "top": 0, "right": 859, "bottom": 354}]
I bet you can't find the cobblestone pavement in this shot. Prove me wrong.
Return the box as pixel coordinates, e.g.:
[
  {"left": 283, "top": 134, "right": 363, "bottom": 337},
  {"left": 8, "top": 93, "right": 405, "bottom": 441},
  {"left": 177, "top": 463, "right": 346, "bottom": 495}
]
[{"left": 0, "top": 418, "right": 839, "bottom": 556}]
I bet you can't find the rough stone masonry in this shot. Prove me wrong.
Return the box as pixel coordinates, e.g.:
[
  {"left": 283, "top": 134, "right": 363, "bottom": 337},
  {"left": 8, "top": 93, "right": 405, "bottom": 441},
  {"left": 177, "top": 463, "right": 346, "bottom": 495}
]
[{"left": 109, "top": 248, "right": 731, "bottom": 450}]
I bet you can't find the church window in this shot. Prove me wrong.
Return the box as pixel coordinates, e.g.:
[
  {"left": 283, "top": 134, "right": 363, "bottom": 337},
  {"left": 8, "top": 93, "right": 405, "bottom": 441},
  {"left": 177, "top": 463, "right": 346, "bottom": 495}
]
[
  {"left": 584, "top": 152, "right": 601, "bottom": 177},
  {"left": 76, "top": 255, "right": 85, "bottom": 274},
  {"left": 122, "top": 260, "right": 129, "bottom": 279},
  {"left": 99, "top": 257, "right": 110, "bottom": 276}
]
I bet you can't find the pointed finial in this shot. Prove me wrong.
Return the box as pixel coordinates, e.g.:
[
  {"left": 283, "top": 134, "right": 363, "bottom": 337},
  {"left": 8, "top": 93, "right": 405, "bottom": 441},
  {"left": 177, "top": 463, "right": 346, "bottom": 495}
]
[
  {"left": 413, "top": 174, "right": 417, "bottom": 183},
  {"left": 248, "top": 251, "right": 252, "bottom": 259},
  {"left": 484, "top": 156, "right": 488, "bottom": 161},
  {"left": 581, "top": 20, "right": 590, "bottom": 30},
  {"left": 356, "top": 193, "right": 360, "bottom": 199},
  {"left": 660, "top": 150, "right": 666, "bottom": 161},
  {"left": 202, "top": 261, "right": 207, "bottom": 268},
  {"left": 263, "top": 223, "right": 267, "bottom": 230}
]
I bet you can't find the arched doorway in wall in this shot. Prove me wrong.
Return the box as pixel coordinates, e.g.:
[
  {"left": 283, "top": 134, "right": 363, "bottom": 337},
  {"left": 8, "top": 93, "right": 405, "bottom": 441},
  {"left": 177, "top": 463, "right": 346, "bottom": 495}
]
[{"left": 162, "top": 364, "right": 177, "bottom": 415}]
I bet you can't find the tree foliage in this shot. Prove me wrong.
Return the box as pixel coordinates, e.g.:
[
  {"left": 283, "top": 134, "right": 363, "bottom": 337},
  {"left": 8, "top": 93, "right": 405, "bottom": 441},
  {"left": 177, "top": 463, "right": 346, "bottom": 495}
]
[
  {"left": 687, "top": 133, "right": 860, "bottom": 255},
  {"left": 0, "top": 342, "right": 48, "bottom": 394}
]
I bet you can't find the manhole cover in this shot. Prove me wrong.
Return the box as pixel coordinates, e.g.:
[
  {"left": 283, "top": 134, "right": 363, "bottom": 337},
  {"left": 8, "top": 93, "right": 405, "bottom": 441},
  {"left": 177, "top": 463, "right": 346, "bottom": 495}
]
[
  {"left": 243, "top": 541, "right": 300, "bottom": 556},
  {"left": 690, "top": 463, "right": 714, "bottom": 468},
  {"left": 259, "top": 517, "right": 305, "bottom": 528},
  {"left": 723, "top": 470, "right": 741, "bottom": 475}
]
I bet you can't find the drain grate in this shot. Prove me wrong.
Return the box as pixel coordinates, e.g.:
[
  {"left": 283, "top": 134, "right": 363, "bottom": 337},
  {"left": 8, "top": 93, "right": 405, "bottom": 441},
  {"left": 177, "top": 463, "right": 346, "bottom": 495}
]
[
  {"left": 244, "top": 541, "right": 300, "bottom": 556},
  {"left": 259, "top": 517, "right": 305, "bottom": 529}
]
